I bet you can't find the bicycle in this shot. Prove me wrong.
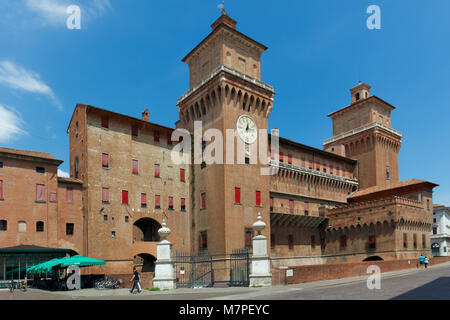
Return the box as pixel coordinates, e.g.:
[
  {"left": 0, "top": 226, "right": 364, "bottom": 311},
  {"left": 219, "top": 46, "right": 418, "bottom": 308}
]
[
  {"left": 94, "top": 276, "right": 121, "bottom": 290},
  {"left": 8, "top": 280, "right": 27, "bottom": 293}
]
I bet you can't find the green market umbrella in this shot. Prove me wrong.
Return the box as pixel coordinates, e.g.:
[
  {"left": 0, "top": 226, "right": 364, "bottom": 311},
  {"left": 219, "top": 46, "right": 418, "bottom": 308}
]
[
  {"left": 58, "top": 255, "right": 105, "bottom": 267},
  {"left": 27, "top": 258, "right": 65, "bottom": 273}
]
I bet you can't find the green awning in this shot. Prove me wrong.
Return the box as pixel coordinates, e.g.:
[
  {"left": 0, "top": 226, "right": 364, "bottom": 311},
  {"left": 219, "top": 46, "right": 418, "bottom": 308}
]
[{"left": 26, "top": 255, "right": 105, "bottom": 273}]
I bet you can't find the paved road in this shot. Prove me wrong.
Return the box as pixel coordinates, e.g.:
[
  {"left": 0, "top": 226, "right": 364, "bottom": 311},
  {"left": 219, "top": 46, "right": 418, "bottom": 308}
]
[{"left": 1, "top": 262, "right": 450, "bottom": 300}]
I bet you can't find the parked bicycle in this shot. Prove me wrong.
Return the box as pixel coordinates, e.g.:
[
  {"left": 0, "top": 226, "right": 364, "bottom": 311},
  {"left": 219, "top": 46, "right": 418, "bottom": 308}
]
[
  {"left": 8, "top": 280, "right": 27, "bottom": 293},
  {"left": 94, "top": 276, "right": 121, "bottom": 290}
]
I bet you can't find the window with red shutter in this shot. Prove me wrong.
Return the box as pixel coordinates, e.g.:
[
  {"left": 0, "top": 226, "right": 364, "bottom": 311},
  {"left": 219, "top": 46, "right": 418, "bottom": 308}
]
[
  {"left": 66, "top": 187, "right": 74, "bottom": 203},
  {"left": 102, "top": 153, "right": 109, "bottom": 168},
  {"left": 413, "top": 234, "right": 417, "bottom": 248},
  {"left": 422, "top": 234, "right": 426, "bottom": 247},
  {"left": 0, "top": 180, "right": 3, "bottom": 199},
  {"left": 304, "top": 201, "right": 309, "bottom": 215},
  {"left": 309, "top": 160, "right": 313, "bottom": 169},
  {"left": 131, "top": 125, "right": 138, "bottom": 137},
  {"left": 155, "top": 195, "right": 160, "bottom": 208},
  {"left": 256, "top": 191, "right": 261, "bottom": 206},
  {"left": 154, "top": 164, "right": 160, "bottom": 177},
  {"left": 36, "top": 184, "right": 45, "bottom": 202},
  {"left": 141, "top": 193, "right": 147, "bottom": 207},
  {"left": 316, "top": 161, "right": 320, "bottom": 171},
  {"left": 101, "top": 117, "right": 109, "bottom": 129},
  {"left": 288, "top": 154, "right": 292, "bottom": 164},
  {"left": 154, "top": 131, "right": 160, "bottom": 142},
  {"left": 132, "top": 159, "right": 139, "bottom": 174},
  {"left": 301, "top": 158, "right": 305, "bottom": 168},
  {"left": 369, "top": 235, "right": 376, "bottom": 249},
  {"left": 235, "top": 187, "right": 241, "bottom": 204},
  {"left": 289, "top": 200, "right": 294, "bottom": 213},
  {"left": 102, "top": 188, "right": 109, "bottom": 203},
  {"left": 340, "top": 235, "right": 347, "bottom": 249},
  {"left": 168, "top": 196, "right": 174, "bottom": 210},
  {"left": 403, "top": 233, "right": 408, "bottom": 248},
  {"left": 50, "top": 192, "right": 56, "bottom": 202},
  {"left": 181, "top": 198, "right": 186, "bottom": 211},
  {"left": 201, "top": 192, "right": 206, "bottom": 209},
  {"left": 180, "top": 168, "right": 185, "bottom": 182},
  {"left": 201, "top": 232, "right": 208, "bottom": 249},
  {"left": 288, "top": 235, "right": 294, "bottom": 250},
  {"left": 279, "top": 152, "right": 284, "bottom": 162},
  {"left": 245, "top": 230, "right": 252, "bottom": 248},
  {"left": 122, "top": 190, "right": 128, "bottom": 205},
  {"left": 270, "top": 197, "right": 274, "bottom": 211}
]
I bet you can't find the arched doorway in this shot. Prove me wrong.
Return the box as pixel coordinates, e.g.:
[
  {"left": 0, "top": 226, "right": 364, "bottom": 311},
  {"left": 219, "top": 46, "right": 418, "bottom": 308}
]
[
  {"left": 134, "top": 253, "right": 156, "bottom": 272},
  {"left": 363, "top": 256, "right": 384, "bottom": 262},
  {"left": 432, "top": 243, "right": 440, "bottom": 257},
  {"left": 133, "top": 218, "right": 161, "bottom": 242}
]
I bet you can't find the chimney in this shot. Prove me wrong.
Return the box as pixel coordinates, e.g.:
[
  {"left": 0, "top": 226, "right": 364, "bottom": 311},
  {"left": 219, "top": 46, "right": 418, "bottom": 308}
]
[
  {"left": 142, "top": 109, "right": 149, "bottom": 121},
  {"left": 271, "top": 128, "right": 279, "bottom": 136}
]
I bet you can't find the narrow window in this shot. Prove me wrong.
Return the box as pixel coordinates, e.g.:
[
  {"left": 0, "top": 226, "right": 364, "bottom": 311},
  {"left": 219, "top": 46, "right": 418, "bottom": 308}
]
[
  {"left": 245, "top": 230, "right": 253, "bottom": 248},
  {"left": 104, "top": 215, "right": 108, "bottom": 221},
  {"left": 413, "top": 234, "right": 417, "bottom": 248},
  {"left": 154, "top": 164, "right": 160, "bottom": 178},
  {"left": 66, "top": 187, "right": 74, "bottom": 203},
  {"left": 0, "top": 220, "right": 6, "bottom": 231},
  {"left": 330, "top": 165, "right": 334, "bottom": 175},
  {"left": 340, "top": 235, "right": 347, "bottom": 249},
  {"left": 403, "top": 233, "right": 408, "bottom": 248},
  {"left": 122, "top": 190, "right": 128, "bottom": 205},
  {"left": 0, "top": 180, "right": 3, "bottom": 199},
  {"left": 288, "top": 235, "right": 294, "bottom": 250},
  {"left": 66, "top": 223, "right": 74, "bottom": 235},
  {"left": 101, "top": 117, "right": 109, "bottom": 129},
  {"left": 132, "top": 159, "right": 139, "bottom": 174},
  {"left": 386, "top": 166, "right": 390, "bottom": 180},
  {"left": 181, "top": 198, "right": 186, "bottom": 211},
  {"left": 256, "top": 191, "right": 261, "bottom": 206},
  {"left": 301, "top": 158, "right": 305, "bottom": 168},
  {"left": 141, "top": 193, "right": 147, "bottom": 208},
  {"left": 304, "top": 201, "right": 309, "bottom": 216},
  {"left": 131, "top": 125, "right": 138, "bottom": 137},
  {"left": 288, "top": 154, "right": 292, "bottom": 164},
  {"left": 279, "top": 152, "right": 284, "bottom": 163},
  {"left": 201, "top": 192, "right": 206, "bottom": 209},
  {"left": 368, "top": 235, "right": 376, "bottom": 249},
  {"left": 18, "top": 221, "right": 27, "bottom": 233},
  {"left": 36, "top": 221, "right": 44, "bottom": 232},
  {"left": 155, "top": 195, "right": 160, "bottom": 209},
  {"left": 125, "top": 216, "right": 129, "bottom": 223},
  {"left": 180, "top": 168, "right": 185, "bottom": 182},
  {"left": 50, "top": 192, "right": 56, "bottom": 203},
  {"left": 36, "top": 184, "right": 45, "bottom": 202},
  {"left": 201, "top": 232, "right": 208, "bottom": 250},
  {"left": 319, "top": 206, "right": 326, "bottom": 217},
  {"left": 316, "top": 161, "right": 320, "bottom": 171},
  {"left": 289, "top": 200, "right": 294, "bottom": 213},
  {"left": 102, "top": 188, "right": 109, "bottom": 203},
  {"left": 168, "top": 196, "right": 174, "bottom": 210},
  {"left": 309, "top": 160, "right": 313, "bottom": 169},
  {"left": 111, "top": 231, "right": 116, "bottom": 238},
  {"left": 235, "top": 187, "right": 241, "bottom": 204},
  {"left": 270, "top": 197, "right": 274, "bottom": 212},
  {"left": 422, "top": 234, "right": 426, "bottom": 248},
  {"left": 36, "top": 167, "right": 45, "bottom": 173},
  {"left": 102, "top": 153, "right": 109, "bottom": 168},
  {"left": 270, "top": 234, "right": 275, "bottom": 249},
  {"left": 311, "top": 235, "right": 316, "bottom": 249},
  {"left": 0, "top": 162, "right": 3, "bottom": 168},
  {"left": 154, "top": 130, "right": 160, "bottom": 142}
]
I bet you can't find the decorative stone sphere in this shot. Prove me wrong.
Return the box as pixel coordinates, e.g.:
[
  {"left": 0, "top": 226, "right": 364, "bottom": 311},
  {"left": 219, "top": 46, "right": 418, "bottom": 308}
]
[
  {"left": 158, "top": 219, "right": 171, "bottom": 240},
  {"left": 252, "top": 212, "right": 266, "bottom": 235}
]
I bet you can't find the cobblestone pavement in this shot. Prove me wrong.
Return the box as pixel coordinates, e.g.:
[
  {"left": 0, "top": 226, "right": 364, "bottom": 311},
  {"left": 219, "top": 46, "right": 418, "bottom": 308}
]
[{"left": 1, "top": 262, "right": 449, "bottom": 300}]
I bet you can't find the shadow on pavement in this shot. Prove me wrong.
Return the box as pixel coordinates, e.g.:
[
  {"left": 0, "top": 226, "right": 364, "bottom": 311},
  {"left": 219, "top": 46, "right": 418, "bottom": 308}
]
[{"left": 391, "top": 277, "right": 450, "bottom": 300}]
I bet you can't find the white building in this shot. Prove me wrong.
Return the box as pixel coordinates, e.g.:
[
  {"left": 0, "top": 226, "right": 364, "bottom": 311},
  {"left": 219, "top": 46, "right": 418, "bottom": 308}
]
[{"left": 431, "top": 205, "right": 450, "bottom": 256}]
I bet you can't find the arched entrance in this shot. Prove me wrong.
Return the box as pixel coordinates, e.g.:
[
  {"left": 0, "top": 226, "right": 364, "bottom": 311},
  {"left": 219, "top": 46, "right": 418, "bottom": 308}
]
[
  {"left": 134, "top": 253, "right": 156, "bottom": 272},
  {"left": 432, "top": 243, "right": 440, "bottom": 257},
  {"left": 363, "top": 256, "right": 384, "bottom": 262},
  {"left": 133, "top": 218, "right": 161, "bottom": 242}
]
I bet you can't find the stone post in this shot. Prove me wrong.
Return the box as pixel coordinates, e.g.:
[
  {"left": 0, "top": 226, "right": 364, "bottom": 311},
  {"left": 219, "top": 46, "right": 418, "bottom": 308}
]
[
  {"left": 249, "top": 212, "right": 272, "bottom": 287},
  {"left": 152, "top": 219, "right": 176, "bottom": 290}
]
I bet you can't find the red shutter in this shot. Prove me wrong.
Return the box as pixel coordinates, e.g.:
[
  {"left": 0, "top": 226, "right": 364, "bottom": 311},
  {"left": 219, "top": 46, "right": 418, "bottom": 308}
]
[
  {"left": 369, "top": 235, "right": 376, "bottom": 244},
  {"left": 122, "top": 190, "right": 128, "bottom": 205},
  {"left": 168, "top": 196, "right": 174, "bottom": 208},
  {"left": 36, "top": 184, "right": 45, "bottom": 201},
  {"left": 201, "top": 192, "right": 206, "bottom": 209},
  {"left": 279, "top": 152, "right": 284, "bottom": 162},
  {"left": 132, "top": 159, "right": 138, "bottom": 174},
  {"left": 181, "top": 197, "right": 186, "bottom": 209},
  {"left": 301, "top": 158, "right": 305, "bottom": 168},
  {"left": 131, "top": 126, "right": 138, "bottom": 137},
  {"left": 180, "top": 169, "right": 185, "bottom": 182},
  {"left": 235, "top": 187, "right": 241, "bottom": 204},
  {"left": 141, "top": 193, "right": 147, "bottom": 205},
  {"left": 154, "top": 164, "right": 160, "bottom": 177},
  {"left": 102, "top": 188, "right": 109, "bottom": 203},
  {"left": 413, "top": 234, "right": 417, "bottom": 247},
  {"left": 403, "top": 233, "right": 408, "bottom": 247},
  {"left": 201, "top": 232, "right": 207, "bottom": 248},
  {"left": 245, "top": 231, "right": 252, "bottom": 247},
  {"left": 288, "top": 154, "right": 292, "bottom": 164},
  {"left": 0, "top": 180, "right": 3, "bottom": 199},
  {"left": 50, "top": 192, "right": 56, "bottom": 202},
  {"left": 341, "top": 235, "right": 347, "bottom": 248},
  {"left": 256, "top": 191, "right": 261, "bottom": 206},
  {"left": 154, "top": 131, "right": 160, "bottom": 142},
  {"left": 102, "top": 153, "right": 109, "bottom": 167},
  {"left": 155, "top": 195, "right": 160, "bottom": 208},
  {"left": 330, "top": 165, "right": 334, "bottom": 175},
  {"left": 311, "top": 235, "right": 316, "bottom": 248},
  {"left": 304, "top": 201, "right": 309, "bottom": 214},
  {"left": 289, "top": 200, "right": 294, "bottom": 213},
  {"left": 66, "top": 187, "right": 74, "bottom": 203},
  {"left": 101, "top": 117, "right": 109, "bottom": 129}
]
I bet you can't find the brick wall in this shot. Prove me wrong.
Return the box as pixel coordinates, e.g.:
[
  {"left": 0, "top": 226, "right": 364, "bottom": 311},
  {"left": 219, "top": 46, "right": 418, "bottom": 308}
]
[{"left": 272, "top": 256, "right": 450, "bottom": 285}]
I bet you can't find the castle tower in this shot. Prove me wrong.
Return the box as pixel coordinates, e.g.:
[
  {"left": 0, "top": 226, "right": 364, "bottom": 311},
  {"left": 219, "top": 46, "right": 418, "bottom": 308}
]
[
  {"left": 176, "top": 10, "right": 275, "bottom": 254},
  {"left": 323, "top": 83, "right": 402, "bottom": 190}
]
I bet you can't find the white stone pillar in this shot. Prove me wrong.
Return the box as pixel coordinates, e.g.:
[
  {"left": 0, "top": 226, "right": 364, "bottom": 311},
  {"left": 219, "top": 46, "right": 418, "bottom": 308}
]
[
  {"left": 152, "top": 219, "right": 176, "bottom": 290},
  {"left": 249, "top": 212, "right": 272, "bottom": 287}
]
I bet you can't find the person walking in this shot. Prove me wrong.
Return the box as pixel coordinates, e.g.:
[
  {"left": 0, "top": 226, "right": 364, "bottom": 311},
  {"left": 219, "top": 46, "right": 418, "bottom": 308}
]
[
  {"left": 419, "top": 254, "right": 424, "bottom": 268},
  {"left": 130, "top": 267, "right": 142, "bottom": 293},
  {"left": 424, "top": 256, "right": 429, "bottom": 269}
]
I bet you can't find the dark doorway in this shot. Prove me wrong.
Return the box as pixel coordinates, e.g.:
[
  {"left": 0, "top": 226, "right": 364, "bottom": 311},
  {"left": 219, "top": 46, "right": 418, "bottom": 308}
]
[
  {"left": 134, "top": 254, "right": 156, "bottom": 272},
  {"left": 133, "top": 218, "right": 161, "bottom": 242},
  {"left": 363, "top": 256, "right": 384, "bottom": 261}
]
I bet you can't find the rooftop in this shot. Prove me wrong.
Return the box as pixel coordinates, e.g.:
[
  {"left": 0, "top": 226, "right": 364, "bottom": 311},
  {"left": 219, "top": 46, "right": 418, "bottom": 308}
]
[{"left": 0, "top": 147, "right": 63, "bottom": 165}]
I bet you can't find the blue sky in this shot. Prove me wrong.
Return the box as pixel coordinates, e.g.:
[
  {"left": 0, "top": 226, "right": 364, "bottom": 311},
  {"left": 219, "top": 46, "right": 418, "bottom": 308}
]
[{"left": 0, "top": 0, "right": 449, "bottom": 204}]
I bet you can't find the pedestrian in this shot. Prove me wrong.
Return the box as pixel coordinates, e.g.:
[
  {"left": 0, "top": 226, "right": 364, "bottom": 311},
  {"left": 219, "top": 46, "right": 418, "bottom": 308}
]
[
  {"left": 130, "top": 267, "right": 142, "bottom": 293},
  {"left": 419, "top": 254, "right": 424, "bottom": 267},
  {"left": 424, "top": 256, "right": 429, "bottom": 269}
]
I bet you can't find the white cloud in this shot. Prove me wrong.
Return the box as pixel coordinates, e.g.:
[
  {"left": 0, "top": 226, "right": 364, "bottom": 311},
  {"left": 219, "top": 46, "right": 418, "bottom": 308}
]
[
  {"left": 0, "top": 61, "right": 62, "bottom": 111},
  {"left": 58, "top": 169, "right": 70, "bottom": 178},
  {"left": 0, "top": 105, "right": 28, "bottom": 144},
  {"left": 25, "top": 0, "right": 111, "bottom": 27}
]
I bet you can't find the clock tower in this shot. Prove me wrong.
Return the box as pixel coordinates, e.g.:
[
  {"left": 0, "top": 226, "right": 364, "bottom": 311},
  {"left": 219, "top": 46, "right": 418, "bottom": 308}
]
[{"left": 176, "top": 9, "right": 275, "bottom": 254}]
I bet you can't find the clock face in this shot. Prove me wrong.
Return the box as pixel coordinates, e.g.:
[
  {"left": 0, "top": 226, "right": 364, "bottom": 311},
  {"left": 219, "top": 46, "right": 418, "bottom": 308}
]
[{"left": 237, "top": 115, "right": 257, "bottom": 144}]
